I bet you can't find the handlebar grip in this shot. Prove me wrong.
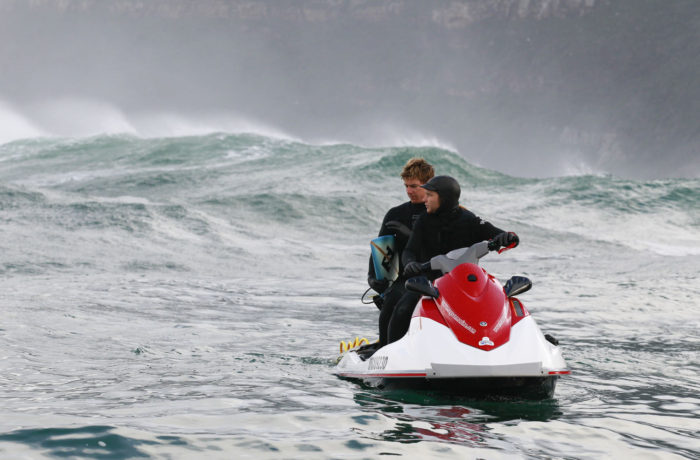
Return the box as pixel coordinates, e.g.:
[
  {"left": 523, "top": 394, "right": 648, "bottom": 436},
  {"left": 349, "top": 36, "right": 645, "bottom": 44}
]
[{"left": 420, "top": 262, "right": 431, "bottom": 272}]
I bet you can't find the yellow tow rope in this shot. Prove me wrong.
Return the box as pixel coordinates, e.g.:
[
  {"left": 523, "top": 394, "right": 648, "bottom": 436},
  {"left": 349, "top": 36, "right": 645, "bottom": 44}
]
[{"left": 339, "top": 336, "right": 370, "bottom": 354}]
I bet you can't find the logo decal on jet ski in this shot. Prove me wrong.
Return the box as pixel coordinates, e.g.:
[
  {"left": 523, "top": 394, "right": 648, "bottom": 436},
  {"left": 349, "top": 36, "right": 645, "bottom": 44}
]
[
  {"left": 491, "top": 308, "right": 509, "bottom": 333},
  {"left": 440, "top": 299, "right": 476, "bottom": 334},
  {"left": 368, "top": 356, "right": 388, "bottom": 370},
  {"left": 479, "top": 337, "right": 495, "bottom": 347}
]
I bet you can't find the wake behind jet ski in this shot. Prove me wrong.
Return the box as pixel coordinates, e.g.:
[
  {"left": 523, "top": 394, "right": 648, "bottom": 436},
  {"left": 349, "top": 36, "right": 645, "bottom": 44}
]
[{"left": 335, "top": 240, "right": 569, "bottom": 399}]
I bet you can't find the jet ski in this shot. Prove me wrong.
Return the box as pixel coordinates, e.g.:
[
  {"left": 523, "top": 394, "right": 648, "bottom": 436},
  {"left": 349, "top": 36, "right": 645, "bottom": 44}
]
[{"left": 335, "top": 240, "right": 569, "bottom": 399}]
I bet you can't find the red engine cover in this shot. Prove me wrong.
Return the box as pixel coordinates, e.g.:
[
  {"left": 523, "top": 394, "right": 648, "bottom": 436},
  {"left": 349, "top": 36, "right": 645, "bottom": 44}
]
[{"left": 433, "top": 263, "right": 512, "bottom": 350}]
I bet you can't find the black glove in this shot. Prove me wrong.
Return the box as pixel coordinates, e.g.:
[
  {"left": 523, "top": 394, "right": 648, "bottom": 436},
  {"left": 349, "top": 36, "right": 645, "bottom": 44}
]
[
  {"left": 506, "top": 232, "right": 519, "bottom": 247},
  {"left": 385, "top": 220, "right": 412, "bottom": 240},
  {"left": 368, "top": 276, "right": 389, "bottom": 294},
  {"left": 489, "top": 231, "right": 520, "bottom": 250},
  {"left": 403, "top": 261, "right": 423, "bottom": 277}
]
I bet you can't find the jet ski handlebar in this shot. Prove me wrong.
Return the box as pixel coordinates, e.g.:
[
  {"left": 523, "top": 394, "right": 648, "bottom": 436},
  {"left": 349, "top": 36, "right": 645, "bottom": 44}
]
[
  {"left": 406, "top": 239, "right": 518, "bottom": 296},
  {"left": 427, "top": 240, "right": 492, "bottom": 275}
]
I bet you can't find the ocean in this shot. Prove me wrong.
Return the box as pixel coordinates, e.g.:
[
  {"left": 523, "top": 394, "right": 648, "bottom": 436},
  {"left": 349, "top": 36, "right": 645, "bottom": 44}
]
[{"left": 0, "top": 133, "right": 698, "bottom": 458}]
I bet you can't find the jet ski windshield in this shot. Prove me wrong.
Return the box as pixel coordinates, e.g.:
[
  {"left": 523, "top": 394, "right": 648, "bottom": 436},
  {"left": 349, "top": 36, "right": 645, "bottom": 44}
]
[{"left": 429, "top": 241, "right": 490, "bottom": 275}]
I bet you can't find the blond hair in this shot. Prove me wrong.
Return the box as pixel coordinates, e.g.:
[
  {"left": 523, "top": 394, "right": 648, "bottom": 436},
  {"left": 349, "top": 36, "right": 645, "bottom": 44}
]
[{"left": 400, "top": 158, "right": 435, "bottom": 183}]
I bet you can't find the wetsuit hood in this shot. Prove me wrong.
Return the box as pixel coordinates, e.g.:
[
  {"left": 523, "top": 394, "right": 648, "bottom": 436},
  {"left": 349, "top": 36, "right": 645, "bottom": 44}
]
[{"left": 421, "top": 175, "right": 460, "bottom": 214}]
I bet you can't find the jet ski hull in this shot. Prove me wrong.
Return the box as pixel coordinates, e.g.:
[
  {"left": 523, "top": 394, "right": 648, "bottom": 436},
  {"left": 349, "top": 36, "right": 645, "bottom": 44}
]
[
  {"left": 335, "top": 314, "right": 568, "bottom": 399},
  {"left": 337, "top": 371, "right": 558, "bottom": 399}
]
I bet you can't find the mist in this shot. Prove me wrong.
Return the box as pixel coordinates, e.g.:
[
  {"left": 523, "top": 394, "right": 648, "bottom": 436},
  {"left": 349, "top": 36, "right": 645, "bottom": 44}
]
[{"left": 1, "top": 0, "right": 698, "bottom": 178}]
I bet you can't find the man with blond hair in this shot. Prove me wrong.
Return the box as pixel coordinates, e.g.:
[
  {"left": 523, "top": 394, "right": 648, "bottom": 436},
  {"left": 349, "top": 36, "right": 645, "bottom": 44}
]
[{"left": 368, "top": 157, "right": 434, "bottom": 348}]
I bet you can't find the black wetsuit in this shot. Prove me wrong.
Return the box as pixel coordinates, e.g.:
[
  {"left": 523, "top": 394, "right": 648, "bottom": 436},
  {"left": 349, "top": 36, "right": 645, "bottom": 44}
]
[
  {"left": 386, "top": 206, "right": 504, "bottom": 343},
  {"left": 403, "top": 207, "right": 504, "bottom": 279},
  {"left": 369, "top": 201, "right": 426, "bottom": 346}
]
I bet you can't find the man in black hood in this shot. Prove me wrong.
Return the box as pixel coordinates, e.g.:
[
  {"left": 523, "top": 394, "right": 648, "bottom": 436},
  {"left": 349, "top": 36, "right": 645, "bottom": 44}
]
[{"left": 386, "top": 175, "right": 519, "bottom": 344}]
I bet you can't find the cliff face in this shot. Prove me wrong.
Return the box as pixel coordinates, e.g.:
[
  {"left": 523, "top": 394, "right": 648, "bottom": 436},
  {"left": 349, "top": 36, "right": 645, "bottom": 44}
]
[
  {"left": 1, "top": 0, "right": 698, "bottom": 177},
  {"left": 4, "top": 0, "right": 599, "bottom": 20}
]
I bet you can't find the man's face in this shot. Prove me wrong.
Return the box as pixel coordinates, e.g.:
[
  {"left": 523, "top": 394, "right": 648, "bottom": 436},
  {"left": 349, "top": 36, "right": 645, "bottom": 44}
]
[
  {"left": 424, "top": 190, "right": 440, "bottom": 213},
  {"left": 404, "top": 178, "right": 426, "bottom": 204}
]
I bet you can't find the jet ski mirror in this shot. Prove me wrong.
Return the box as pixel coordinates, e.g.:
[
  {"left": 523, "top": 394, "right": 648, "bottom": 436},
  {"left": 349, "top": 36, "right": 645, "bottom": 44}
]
[
  {"left": 504, "top": 276, "right": 532, "bottom": 297},
  {"left": 405, "top": 276, "right": 439, "bottom": 298}
]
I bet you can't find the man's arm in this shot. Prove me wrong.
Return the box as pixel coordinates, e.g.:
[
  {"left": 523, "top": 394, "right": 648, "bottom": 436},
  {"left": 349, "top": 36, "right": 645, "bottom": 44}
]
[
  {"left": 469, "top": 213, "right": 519, "bottom": 250},
  {"left": 402, "top": 214, "right": 424, "bottom": 266}
]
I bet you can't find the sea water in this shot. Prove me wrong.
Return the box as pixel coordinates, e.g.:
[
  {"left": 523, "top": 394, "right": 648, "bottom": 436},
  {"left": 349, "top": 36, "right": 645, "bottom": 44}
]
[{"left": 0, "top": 134, "right": 698, "bottom": 458}]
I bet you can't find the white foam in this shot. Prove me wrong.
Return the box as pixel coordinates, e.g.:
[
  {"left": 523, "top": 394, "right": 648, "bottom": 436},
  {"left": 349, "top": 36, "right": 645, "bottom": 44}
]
[
  {"left": 308, "top": 121, "right": 458, "bottom": 153},
  {"left": 29, "top": 98, "right": 138, "bottom": 137},
  {"left": 128, "top": 111, "right": 299, "bottom": 141},
  {"left": 0, "top": 97, "right": 298, "bottom": 143},
  {"left": 1, "top": 97, "right": 462, "bottom": 167},
  {"left": 0, "top": 101, "right": 45, "bottom": 144},
  {"left": 528, "top": 202, "right": 700, "bottom": 257},
  {"left": 559, "top": 159, "right": 604, "bottom": 177}
]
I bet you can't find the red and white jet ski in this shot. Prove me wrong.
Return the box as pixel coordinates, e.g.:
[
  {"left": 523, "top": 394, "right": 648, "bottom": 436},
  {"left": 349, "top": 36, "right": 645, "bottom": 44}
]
[{"left": 335, "top": 241, "right": 569, "bottom": 399}]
